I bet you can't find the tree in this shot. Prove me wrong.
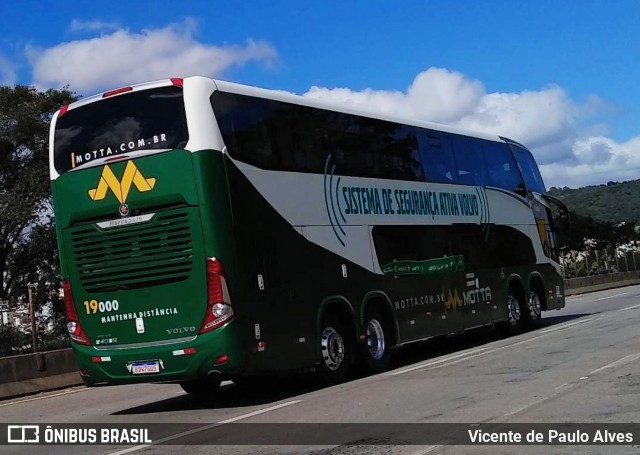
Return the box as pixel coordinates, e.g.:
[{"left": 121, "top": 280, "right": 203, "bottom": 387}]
[{"left": 0, "top": 85, "right": 77, "bottom": 347}]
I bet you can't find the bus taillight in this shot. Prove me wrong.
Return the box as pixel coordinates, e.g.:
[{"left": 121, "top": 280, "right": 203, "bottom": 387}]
[
  {"left": 102, "top": 86, "right": 133, "bottom": 98},
  {"left": 200, "top": 258, "right": 234, "bottom": 333},
  {"left": 62, "top": 279, "right": 90, "bottom": 345}
]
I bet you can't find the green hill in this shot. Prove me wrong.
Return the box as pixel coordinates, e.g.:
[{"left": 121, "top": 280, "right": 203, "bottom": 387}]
[{"left": 548, "top": 180, "right": 640, "bottom": 224}]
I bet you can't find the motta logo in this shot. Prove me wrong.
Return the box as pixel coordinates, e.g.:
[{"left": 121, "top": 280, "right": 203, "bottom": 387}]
[
  {"left": 443, "top": 289, "right": 463, "bottom": 311},
  {"left": 88, "top": 161, "right": 156, "bottom": 207}
]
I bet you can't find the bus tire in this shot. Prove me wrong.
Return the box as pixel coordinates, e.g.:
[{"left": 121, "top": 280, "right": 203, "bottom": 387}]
[
  {"left": 180, "top": 376, "right": 222, "bottom": 399},
  {"left": 359, "top": 310, "right": 391, "bottom": 373},
  {"left": 317, "top": 313, "right": 351, "bottom": 384},
  {"left": 522, "top": 290, "right": 543, "bottom": 329},
  {"left": 499, "top": 290, "right": 524, "bottom": 336}
]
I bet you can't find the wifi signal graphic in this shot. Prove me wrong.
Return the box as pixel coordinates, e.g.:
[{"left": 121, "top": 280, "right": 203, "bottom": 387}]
[
  {"left": 323, "top": 155, "right": 347, "bottom": 246},
  {"left": 476, "top": 186, "right": 491, "bottom": 240}
]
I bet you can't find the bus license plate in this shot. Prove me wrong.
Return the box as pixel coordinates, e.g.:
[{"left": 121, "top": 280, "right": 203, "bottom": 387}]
[{"left": 131, "top": 361, "right": 160, "bottom": 375}]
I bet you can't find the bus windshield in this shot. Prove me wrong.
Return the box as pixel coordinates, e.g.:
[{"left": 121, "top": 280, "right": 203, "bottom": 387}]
[
  {"left": 53, "top": 86, "right": 189, "bottom": 174},
  {"left": 510, "top": 144, "right": 546, "bottom": 194}
]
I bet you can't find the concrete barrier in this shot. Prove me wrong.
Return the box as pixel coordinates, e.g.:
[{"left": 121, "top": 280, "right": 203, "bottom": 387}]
[
  {"left": 564, "top": 271, "right": 640, "bottom": 295},
  {"left": 0, "top": 349, "right": 82, "bottom": 400},
  {"left": 1, "top": 273, "right": 640, "bottom": 400}
]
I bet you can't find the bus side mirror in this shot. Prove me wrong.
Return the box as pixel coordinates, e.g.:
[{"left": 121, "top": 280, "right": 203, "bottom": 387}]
[{"left": 542, "top": 194, "right": 571, "bottom": 233}]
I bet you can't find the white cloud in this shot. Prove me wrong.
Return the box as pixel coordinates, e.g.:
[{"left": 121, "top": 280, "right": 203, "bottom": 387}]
[
  {"left": 69, "top": 19, "right": 119, "bottom": 33},
  {"left": 303, "top": 67, "right": 630, "bottom": 189},
  {"left": 0, "top": 56, "right": 17, "bottom": 86},
  {"left": 28, "top": 19, "right": 277, "bottom": 93},
  {"left": 304, "top": 68, "right": 484, "bottom": 124},
  {"left": 541, "top": 136, "right": 640, "bottom": 187}
]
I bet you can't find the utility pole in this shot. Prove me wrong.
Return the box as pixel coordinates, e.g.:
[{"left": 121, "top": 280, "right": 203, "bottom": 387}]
[{"left": 28, "top": 284, "right": 37, "bottom": 353}]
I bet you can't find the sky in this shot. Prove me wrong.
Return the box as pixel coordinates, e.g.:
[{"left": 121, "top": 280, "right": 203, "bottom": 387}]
[{"left": 1, "top": 0, "right": 639, "bottom": 189}]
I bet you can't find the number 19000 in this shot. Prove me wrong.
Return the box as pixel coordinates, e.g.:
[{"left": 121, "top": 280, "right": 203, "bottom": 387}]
[{"left": 83, "top": 299, "right": 119, "bottom": 314}]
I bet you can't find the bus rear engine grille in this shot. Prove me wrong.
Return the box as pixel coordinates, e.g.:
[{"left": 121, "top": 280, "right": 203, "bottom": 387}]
[{"left": 70, "top": 210, "right": 193, "bottom": 292}]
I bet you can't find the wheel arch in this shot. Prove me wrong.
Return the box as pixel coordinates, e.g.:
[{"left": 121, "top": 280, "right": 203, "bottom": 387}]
[
  {"left": 506, "top": 273, "right": 526, "bottom": 303},
  {"left": 528, "top": 272, "right": 547, "bottom": 311},
  {"left": 316, "top": 295, "right": 358, "bottom": 356}
]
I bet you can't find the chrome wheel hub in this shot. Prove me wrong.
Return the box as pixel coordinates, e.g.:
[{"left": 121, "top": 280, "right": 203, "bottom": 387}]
[
  {"left": 366, "top": 319, "right": 385, "bottom": 360},
  {"left": 321, "top": 326, "right": 345, "bottom": 371},
  {"left": 528, "top": 292, "right": 542, "bottom": 319},
  {"left": 507, "top": 295, "right": 521, "bottom": 325}
]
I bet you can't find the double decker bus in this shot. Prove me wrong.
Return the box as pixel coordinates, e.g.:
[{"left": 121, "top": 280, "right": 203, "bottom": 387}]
[{"left": 50, "top": 76, "right": 568, "bottom": 397}]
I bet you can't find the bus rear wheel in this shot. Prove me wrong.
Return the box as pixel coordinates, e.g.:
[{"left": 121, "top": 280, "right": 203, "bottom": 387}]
[
  {"left": 318, "top": 313, "right": 352, "bottom": 384},
  {"left": 180, "top": 376, "right": 222, "bottom": 400},
  {"left": 359, "top": 310, "right": 391, "bottom": 373},
  {"left": 523, "top": 290, "right": 543, "bottom": 329},
  {"left": 499, "top": 292, "right": 524, "bottom": 336}
]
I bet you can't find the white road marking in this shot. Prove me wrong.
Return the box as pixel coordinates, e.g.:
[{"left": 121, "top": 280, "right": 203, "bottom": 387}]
[
  {"left": 589, "top": 352, "right": 640, "bottom": 375},
  {"left": 594, "top": 292, "right": 628, "bottom": 301},
  {"left": 617, "top": 303, "right": 640, "bottom": 312},
  {"left": 217, "top": 400, "right": 302, "bottom": 423},
  {"left": 498, "top": 382, "right": 575, "bottom": 419},
  {"left": 389, "top": 347, "right": 488, "bottom": 376},
  {"left": 107, "top": 400, "right": 302, "bottom": 455},
  {"left": 493, "top": 352, "right": 640, "bottom": 421},
  {"left": 0, "top": 387, "right": 88, "bottom": 408},
  {"left": 410, "top": 445, "right": 442, "bottom": 454},
  {"left": 540, "top": 317, "right": 593, "bottom": 333}
]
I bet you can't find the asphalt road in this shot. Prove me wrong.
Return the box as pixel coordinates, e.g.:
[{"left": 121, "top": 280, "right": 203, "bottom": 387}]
[{"left": 2, "top": 285, "right": 640, "bottom": 455}]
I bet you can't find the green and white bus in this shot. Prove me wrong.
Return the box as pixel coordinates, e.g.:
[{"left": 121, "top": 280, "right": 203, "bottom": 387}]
[{"left": 50, "top": 76, "right": 568, "bottom": 396}]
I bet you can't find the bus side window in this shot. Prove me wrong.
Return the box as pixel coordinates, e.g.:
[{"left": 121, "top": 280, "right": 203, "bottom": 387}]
[
  {"left": 451, "top": 136, "right": 487, "bottom": 186},
  {"left": 212, "top": 92, "right": 280, "bottom": 170},
  {"left": 323, "top": 112, "right": 376, "bottom": 178},
  {"left": 296, "top": 107, "right": 326, "bottom": 173},
  {"left": 376, "top": 124, "right": 424, "bottom": 181},
  {"left": 417, "top": 131, "right": 458, "bottom": 184},
  {"left": 271, "top": 102, "right": 327, "bottom": 174},
  {"left": 482, "top": 141, "right": 523, "bottom": 192}
]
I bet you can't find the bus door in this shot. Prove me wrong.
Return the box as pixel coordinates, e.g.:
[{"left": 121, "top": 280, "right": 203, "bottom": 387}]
[
  {"left": 226, "top": 164, "right": 313, "bottom": 371},
  {"left": 247, "top": 232, "right": 292, "bottom": 370}
]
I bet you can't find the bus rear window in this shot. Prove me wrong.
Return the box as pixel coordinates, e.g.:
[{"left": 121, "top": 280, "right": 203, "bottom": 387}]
[{"left": 53, "top": 86, "right": 189, "bottom": 174}]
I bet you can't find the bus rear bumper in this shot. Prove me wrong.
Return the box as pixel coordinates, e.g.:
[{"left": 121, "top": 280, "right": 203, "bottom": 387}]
[{"left": 71, "top": 321, "right": 246, "bottom": 386}]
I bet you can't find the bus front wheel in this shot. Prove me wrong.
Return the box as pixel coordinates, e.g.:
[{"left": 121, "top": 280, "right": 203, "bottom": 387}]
[
  {"left": 318, "top": 313, "right": 352, "bottom": 384},
  {"left": 359, "top": 310, "right": 391, "bottom": 373}
]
